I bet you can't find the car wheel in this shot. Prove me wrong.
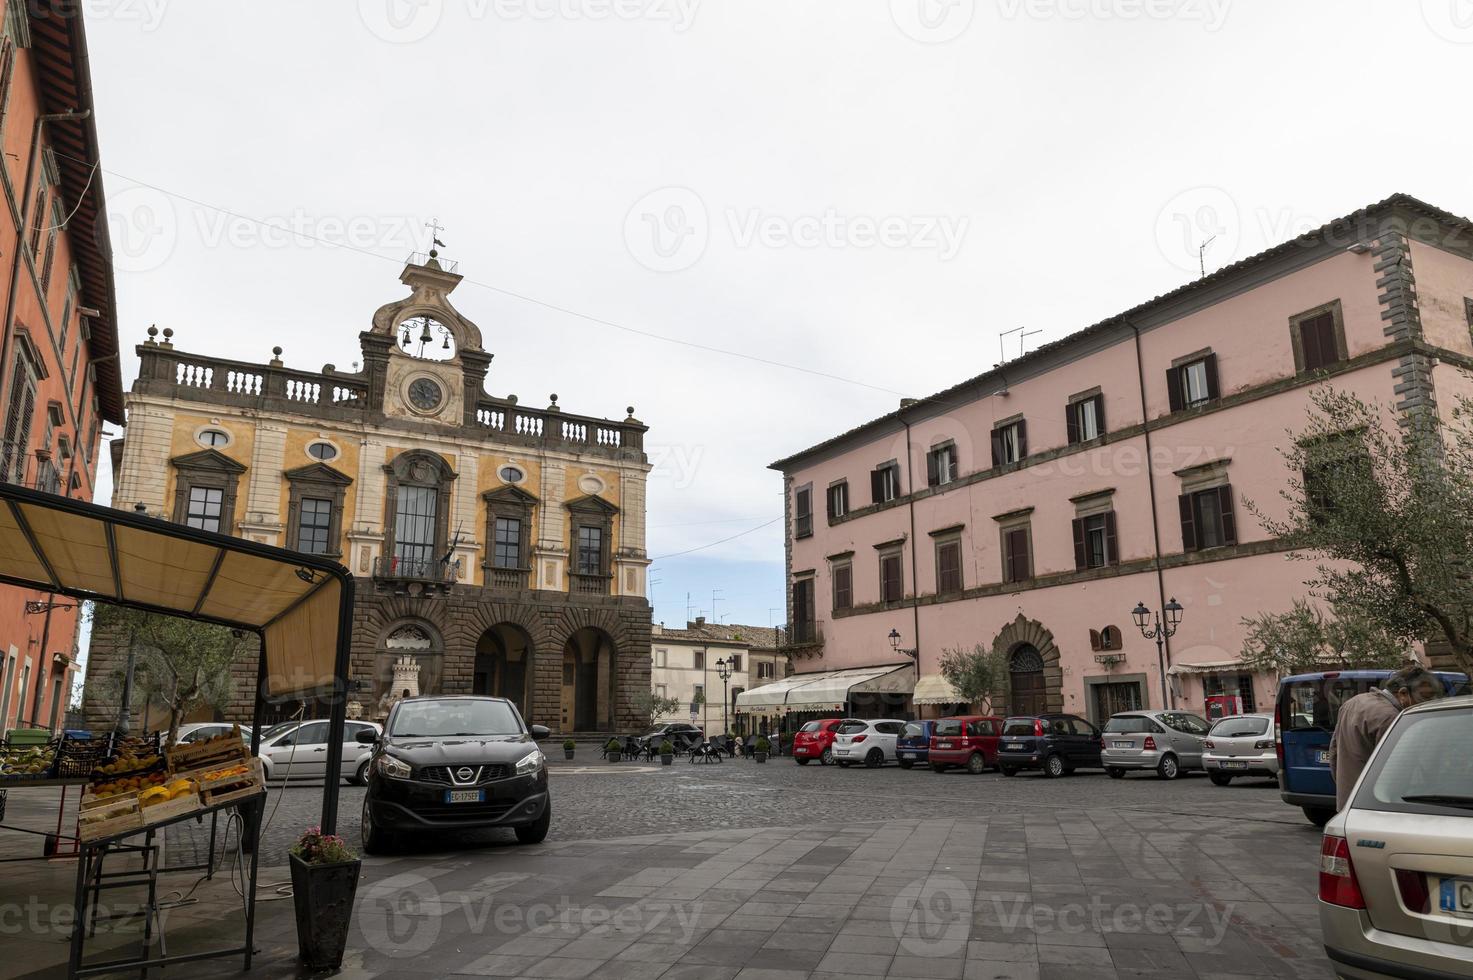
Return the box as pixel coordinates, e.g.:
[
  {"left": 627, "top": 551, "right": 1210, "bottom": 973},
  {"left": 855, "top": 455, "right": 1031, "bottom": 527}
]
[
  {"left": 515, "top": 803, "right": 552, "bottom": 845},
  {"left": 360, "top": 797, "right": 394, "bottom": 856},
  {"left": 930, "top": 763, "right": 946, "bottom": 773},
  {"left": 864, "top": 749, "right": 883, "bottom": 769},
  {"left": 966, "top": 753, "right": 986, "bottom": 775},
  {"left": 898, "top": 759, "right": 914, "bottom": 770},
  {"left": 352, "top": 760, "right": 370, "bottom": 786},
  {"left": 795, "top": 758, "right": 810, "bottom": 766},
  {"left": 1209, "top": 772, "right": 1233, "bottom": 786},
  {"left": 1156, "top": 754, "right": 1180, "bottom": 780},
  {"left": 1303, "top": 806, "right": 1334, "bottom": 828},
  {"left": 1043, "top": 754, "right": 1066, "bottom": 778},
  {"left": 820, "top": 747, "right": 834, "bottom": 766},
  {"left": 1106, "top": 767, "right": 1125, "bottom": 779},
  {"left": 1000, "top": 765, "right": 1018, "bottom": 777}
]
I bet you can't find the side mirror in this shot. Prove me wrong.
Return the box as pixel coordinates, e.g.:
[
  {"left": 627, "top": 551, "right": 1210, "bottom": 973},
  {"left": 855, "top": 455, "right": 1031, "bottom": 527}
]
[
  {"left": 529, "top": 725, "right": 551, "bottom": 741},
  {"left": 355, "top": 729, "right": 378, "bottom": 745}
]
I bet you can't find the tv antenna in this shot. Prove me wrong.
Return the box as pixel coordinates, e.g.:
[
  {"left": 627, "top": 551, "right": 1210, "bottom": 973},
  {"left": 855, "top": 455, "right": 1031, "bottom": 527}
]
[
  {"left": 997, "top": 326, "right": 1042, "bottom": 366},
  {"left": 1198, "top": 235, "right": 1217, "bottom": 279}
]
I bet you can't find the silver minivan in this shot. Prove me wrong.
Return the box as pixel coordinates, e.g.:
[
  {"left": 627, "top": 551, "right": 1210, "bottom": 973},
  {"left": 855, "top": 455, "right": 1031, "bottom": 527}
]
[
  {"left": 1320, "top": 695, "right": 1473, "bottom": 979},
  {"left": 1202, "top": 713, "right": 1277, "bottom": 785},
  {"left": 1101, "top": 710, "right": 1210, "bottom": 780}
]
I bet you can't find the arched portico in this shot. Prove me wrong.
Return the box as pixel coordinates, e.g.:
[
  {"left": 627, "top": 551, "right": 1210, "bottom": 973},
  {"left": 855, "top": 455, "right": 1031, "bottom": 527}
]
[{"left": 474, "top": 623, "right": 535, "bottom": 720}]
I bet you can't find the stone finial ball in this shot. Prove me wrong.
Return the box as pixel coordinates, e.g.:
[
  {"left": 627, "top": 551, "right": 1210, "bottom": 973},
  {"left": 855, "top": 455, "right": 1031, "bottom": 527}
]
[
  {"left": 627, "top": 406, "right": 635, "bottom": 416},
  {"left": 272, "top": 346, "right": 283, "bottom": 357},
  {"left": 550, "top": 393, "right": 559, "bottom": 403},
  {"left": 161, "top": 327, "right": 173, "bottom": 339},
  {"left": 146, "top": 325, "right": 158, "bottom": 338}
]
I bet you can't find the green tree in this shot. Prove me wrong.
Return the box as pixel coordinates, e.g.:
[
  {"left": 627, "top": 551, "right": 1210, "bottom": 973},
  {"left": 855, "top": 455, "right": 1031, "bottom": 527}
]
[
  {"left": 632, "top": 689, "right": 682, "bottom": 722},
  {"left": 938, "top": 643, "right": 1007, "bottom": 713},
  {"left": 1239, "top": 599, "right": 1408, "bottom": 679},
  {"left": 1247, "top": 386, "right": 1473, "bottom": 676},
  {"left": 92, "top": 605, "right": 248, "bottom": 748}
]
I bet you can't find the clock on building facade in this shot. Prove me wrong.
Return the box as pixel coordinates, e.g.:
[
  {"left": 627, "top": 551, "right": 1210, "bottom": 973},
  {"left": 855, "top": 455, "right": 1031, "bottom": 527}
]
[{"left": 407, "top": 376, "right": 444, "bottom": 412}]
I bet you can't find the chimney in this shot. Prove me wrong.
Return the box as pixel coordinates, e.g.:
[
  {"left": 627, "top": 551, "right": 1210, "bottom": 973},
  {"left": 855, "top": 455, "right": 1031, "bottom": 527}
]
[{"left": 690, "top": 616, "right": 706, "bottom": 629}]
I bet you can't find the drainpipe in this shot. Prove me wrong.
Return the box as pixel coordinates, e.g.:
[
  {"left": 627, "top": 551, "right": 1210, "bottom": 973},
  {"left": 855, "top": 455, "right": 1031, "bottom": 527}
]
[
  {"left": 0, "top": 109, "right": 92, "bottom": 446},
  {"left": 1128, "top": 319, "right": 1176, "bottom": 709},
  {"left": 899, "top": 413, "right": 921, "bottom": 703}
]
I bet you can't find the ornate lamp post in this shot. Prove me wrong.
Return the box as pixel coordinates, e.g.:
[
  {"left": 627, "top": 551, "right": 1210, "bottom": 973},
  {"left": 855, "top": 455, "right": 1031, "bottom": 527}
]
[
  {"left": 1132, "top": 598, "right": 1184, "bottom": 709},
  {"left": 888, "top": 628, "right": 918, "bottom": 662},
  {"left": 715, "top": 656, "right": 733, "bottom": 736}
]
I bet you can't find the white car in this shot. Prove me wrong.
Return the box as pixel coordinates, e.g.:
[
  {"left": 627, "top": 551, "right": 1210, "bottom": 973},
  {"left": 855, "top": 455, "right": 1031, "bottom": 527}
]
[
  {"left": 1201, "top": 713, "right": 1278, "bottom": 785},
  {"left": 175, "top": 722, "right": 252, "bottom": 745},
  {"left": 1319, "top": 694, "right": 1473, "bottom": 979},
  {"left": 255, "top": 719, "right": 382, "bottom": 785},
  {"left": 832, "top": 719, "right": 908, "bottom": 768}
]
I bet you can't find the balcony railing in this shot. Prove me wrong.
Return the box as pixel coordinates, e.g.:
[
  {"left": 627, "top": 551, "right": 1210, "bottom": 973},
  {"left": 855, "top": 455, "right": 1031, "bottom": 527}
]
[
  {"left": 486, "top": 566, "right": 530, "bottom": 590},
  {"left": 372, "top": 555, "right": 453, "bottom": 584},
  {"left": 569, "top": 572, "right": 611, "bottom": 596},
  {"left": 474, "top": 399, "right": 644, "bottom": 454}
]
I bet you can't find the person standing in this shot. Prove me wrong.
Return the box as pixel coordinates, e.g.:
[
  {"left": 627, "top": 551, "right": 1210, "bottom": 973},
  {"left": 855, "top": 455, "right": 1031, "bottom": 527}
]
[{"left": 1328, "top": 665, "right": 1444, "bottom": 811}]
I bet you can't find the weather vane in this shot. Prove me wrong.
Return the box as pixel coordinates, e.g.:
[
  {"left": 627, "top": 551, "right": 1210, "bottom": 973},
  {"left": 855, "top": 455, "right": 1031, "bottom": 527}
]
[{"left": 426, "top": 217, "right": 446, "bottom": 258}]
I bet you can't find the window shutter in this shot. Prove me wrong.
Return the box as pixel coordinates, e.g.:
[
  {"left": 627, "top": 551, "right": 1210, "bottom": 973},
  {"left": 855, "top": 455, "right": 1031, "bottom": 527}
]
[
  {"left": 1016, "top": 530, "right": 1031, "bottom": 580},
  {"left": 826, "top": 486, "right": 835, "bottom": 519},
  {"left": 1167, "top": 366, "right": 1184, "bottom": 413},
  {"left": 1204, "top": 353, "right": 1220, "bottom": 400},
  {"left": 871, "top": 468, "right": 884, "bottom": 504},
  {"left": 1002, "top": 532, "right": 1014, "bottom": 583},
  {"left": 1071, "top": 518, "right": 1087, "bottom": 570},
  {"left": 1016, "top": 421, "right": 1028, "bottom": 460},
  {"left": 1089, "top": 628, "right": 1102, "bottom": 651},
  {"left": 1093, "top": 395, "right": 1106, "bottom": 436},
  {"left": 1104, "top": 510, "right": 1119, "bottom": 566},
  {"left": 1066, "top": 404, "right": 1080, "bottom": 445},
  {"left": 1217, "top": 484, "right": 1237, "bottom": 545},
  {"left": 926, "top": 450, "right": 939, "bottom": 488},
  {"left": 990, "top": 429, "right": 1003, "bottom": 468},
  {"left": 1178, "top": 493, "right": 1198, "bottom": 552}
]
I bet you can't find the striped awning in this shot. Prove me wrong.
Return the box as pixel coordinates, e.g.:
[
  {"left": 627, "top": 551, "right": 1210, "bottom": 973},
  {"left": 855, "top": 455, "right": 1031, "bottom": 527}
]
[{"left": 912, "top": 674, "right": 964, "bottom": 705}]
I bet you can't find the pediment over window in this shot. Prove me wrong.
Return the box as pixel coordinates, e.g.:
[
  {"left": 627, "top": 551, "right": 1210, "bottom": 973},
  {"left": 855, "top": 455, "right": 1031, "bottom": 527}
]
[
  {"left": 283, "top": 462, "right": 354, "bottom": 487},
  {"left": 482, "top": 484, "right": 538, "bottom": 506},
  {"left": 384, "top": 449, "right": 456, "bottom": 485},
  {"left": 170, "top": 448, "right": 247, "bottom": 475},
  {"left": 565, "top": 493, "right": 618, "bottom": 517}
]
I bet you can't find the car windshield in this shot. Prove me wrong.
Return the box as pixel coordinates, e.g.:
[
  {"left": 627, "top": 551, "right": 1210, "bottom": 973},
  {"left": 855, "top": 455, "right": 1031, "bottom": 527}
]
[
  {"left": 1104, "top": 716, "right": 1154, "bottom": 734},
  {"left": 1002, "top": 719, "right": 1037, "bottom": 737},
  {"left": 1210, "top": 716, "right": 1268, "bottom": 738},
  {"left": 261, "top": 722, "right": 298, "bottom": 741},
  {"left": 1355, "top": 707, "right": 1473, "bottom": 817},
  {"left": 1279, "top": 676, "right": 1382, "bottom": 732},
  {"left": 798, "top": 721, "right": 823, "bottom": 733},
  {"left": 903, "top": 722, "right": 925, "bottom": 738},
  {"left": 390, "top": 700, "right": 523, "bottom": 737}
]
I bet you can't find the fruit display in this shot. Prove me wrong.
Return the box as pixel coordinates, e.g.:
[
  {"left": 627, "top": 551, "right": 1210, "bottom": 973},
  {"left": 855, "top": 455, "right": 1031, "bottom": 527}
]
[
  {"left": 139, "top": 779, "right": 197, "bottom": 807},
  {"left": 0, "top": 744, "right": 56, "bottom": 779},
  {"left": 94, "top": 749, "right": 162, "bottom": 777},
  {"left": 89, "top": 769, "right": 167, "bottom": 799},
  {"left": 201, "top": 763, "right": 252, "bottom": 782}
]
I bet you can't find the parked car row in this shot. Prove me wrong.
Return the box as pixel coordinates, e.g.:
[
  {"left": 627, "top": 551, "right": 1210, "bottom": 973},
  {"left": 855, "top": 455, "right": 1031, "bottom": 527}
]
[{"left": 791, "top": 709, "right": 1280, "bottom": 783}]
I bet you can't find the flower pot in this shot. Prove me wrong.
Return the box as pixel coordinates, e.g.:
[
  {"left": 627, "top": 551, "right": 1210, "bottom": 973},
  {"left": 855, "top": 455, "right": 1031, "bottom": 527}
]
[
  {"left": 564, "top": 749, "right": 575, "bottom": 760},
  {"left": 754, "top": 752, "right": 768, "bottom": 763},
  {"left": 289, "top": 852, "right": 361, "bottom": 971},
  {"left": 661, "top": 753, "right": 673, "bottom": 765},
  {"left": 607, "top": 751, "right": 621, "bottom": 763}
]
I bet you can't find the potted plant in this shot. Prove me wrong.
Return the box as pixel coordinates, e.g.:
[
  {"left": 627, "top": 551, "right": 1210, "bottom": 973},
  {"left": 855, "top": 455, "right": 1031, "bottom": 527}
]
[
  {"left": 754, "top": 736, "right": 770, "bottom": 763},
  {"left": 605, "top": 737, "right": 622, "bottom": 763},
  {"left": 288, "top": 826, "right": 360, "bottom": 971},
  {"left": 659, "top": 739, "right": 674, "bottom": 765},
  {"left": 562, "top": 738, "right": 576, "bottom": 761}
]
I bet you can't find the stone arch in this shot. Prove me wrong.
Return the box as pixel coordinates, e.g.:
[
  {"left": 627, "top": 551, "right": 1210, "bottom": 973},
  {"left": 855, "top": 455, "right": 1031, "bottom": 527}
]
[
  {"left": 474, "top": 623, "right": 535, "bottom": 721},
  {"left": 990, "top": 612, "right": 1064, "bottom": 715}
]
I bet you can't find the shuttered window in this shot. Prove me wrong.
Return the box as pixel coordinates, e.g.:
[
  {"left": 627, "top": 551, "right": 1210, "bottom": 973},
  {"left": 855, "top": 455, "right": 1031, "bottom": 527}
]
[
  {"left": 832, "top": 562, "right": 852, "bottom": 611},
  {"left": 1179, "top": 485, "right": 1237, "bottom": 552},
  {"left": 1067, "top": 395, "right": 1104, "bottom": 444},
  {"left": 826, "top": 482, "right": 848, "bottom": 520},
  {"left": 792, "top": 578, "right": 816, "bottom": 643},
  {"left": 926, "top": 443, "right": 957, "bottom": 487},
  {"left": 1167, "top": 354, "right": 1219, "bottom": 412},
  {"left": 879, "top": 552, "right": 903, "bottom": 602},
  {"left": 2, "top": 349, "right": 37, "bottom": 484},
  {"left": 794, "top": 486, "right": 813, "bottom": 538},
  {"left": 870, "top": 463, "right": 901, "bottom": 504},
  {"left": 1296, "top": 310, "right": 1343, "bottom": 372},
  {"left": 936, "top": 539, "right": 963, "bottom": 593},
  {"left": 1002, "top": 527, "right": 1031, "bottom": 583},
  {"left": 990, "top": 420, "right": 1027, "bottom": 467},
  {"left": 1072, "top": 511, "right": 1119, "bottom": 570}
]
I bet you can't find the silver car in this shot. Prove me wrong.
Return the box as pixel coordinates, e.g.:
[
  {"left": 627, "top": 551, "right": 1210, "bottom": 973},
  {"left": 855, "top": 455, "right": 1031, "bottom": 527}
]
[
  {"left": 256, "top": 719, "right": 382, "bottom": 785},
  {"left": 1202, "top": 713, "right": 1278, "bottom": 785},
  {"left": 1101, "top": 710, "right": 1210, "bottom": 780},
  {"left": 1320, "top": 695, "right": 1473, "bottom": 979}
]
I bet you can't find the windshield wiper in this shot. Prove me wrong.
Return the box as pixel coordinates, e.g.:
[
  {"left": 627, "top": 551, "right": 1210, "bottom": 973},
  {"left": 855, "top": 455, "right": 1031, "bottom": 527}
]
[{"left": 1402, "top": 794, "right": 1473, "bottom": 810}]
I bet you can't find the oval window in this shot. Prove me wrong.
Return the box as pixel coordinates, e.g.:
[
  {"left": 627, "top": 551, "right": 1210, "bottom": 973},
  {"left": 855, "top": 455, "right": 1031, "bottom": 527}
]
[
  {"left": 307, "top": 442, "right": 339, "bottom": 462},
  {"left": 498, "top": 465, "right": 525, "bottom": 484},
  {"left": 197, "top": 429, "right": 230, "bottom": 448}
]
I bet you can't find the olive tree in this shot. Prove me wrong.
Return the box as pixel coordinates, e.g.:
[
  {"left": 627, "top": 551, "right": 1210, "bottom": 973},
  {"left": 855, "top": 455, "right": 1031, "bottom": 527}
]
[{"left": 938, "top": 643, "right": 1007, "bottom": 713}]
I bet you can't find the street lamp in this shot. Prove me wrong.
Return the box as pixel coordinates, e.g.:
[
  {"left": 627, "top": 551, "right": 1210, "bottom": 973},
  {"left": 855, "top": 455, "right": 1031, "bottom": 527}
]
[
  {"left": 888, "top": 628, "right": 918, "bottom": 663},
  {"left": 715, "top": 657, "right": 733, "bottom": 736},
  {"left": 1132, "top": 598, "right": 1184, "bottom": 708}
]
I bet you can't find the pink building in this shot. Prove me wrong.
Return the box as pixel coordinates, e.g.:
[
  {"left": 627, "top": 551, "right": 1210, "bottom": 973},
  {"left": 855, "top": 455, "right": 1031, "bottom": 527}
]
[{"left": 768, "top": 194, "right": 1473, "bottom": 726}]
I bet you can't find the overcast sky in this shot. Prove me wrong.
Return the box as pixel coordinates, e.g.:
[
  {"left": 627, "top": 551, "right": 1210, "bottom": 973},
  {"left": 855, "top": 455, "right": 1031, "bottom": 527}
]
[{"left": 83, "top": 0, "right": 1473, "bottom": 630}]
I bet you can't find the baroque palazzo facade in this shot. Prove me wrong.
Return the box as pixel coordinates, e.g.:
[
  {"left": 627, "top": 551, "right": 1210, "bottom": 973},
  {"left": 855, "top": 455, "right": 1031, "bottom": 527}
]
[{"left": 86, "top": 255, "right": 652, "bottom": 733}]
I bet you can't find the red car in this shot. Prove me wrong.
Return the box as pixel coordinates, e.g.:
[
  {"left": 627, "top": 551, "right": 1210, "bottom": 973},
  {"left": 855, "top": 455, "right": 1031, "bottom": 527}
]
[
  {"left": 792, "top": 718, "right": 858, "bottom": 766},
  {"left": 928, "top": 715, "right": 1004, "bottom": 774}
]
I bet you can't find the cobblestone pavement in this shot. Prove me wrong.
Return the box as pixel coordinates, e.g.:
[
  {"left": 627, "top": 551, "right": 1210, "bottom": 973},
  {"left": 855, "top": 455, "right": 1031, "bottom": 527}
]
[{"left": 3, "top": 759, "right": 1333, "bottom": 979}]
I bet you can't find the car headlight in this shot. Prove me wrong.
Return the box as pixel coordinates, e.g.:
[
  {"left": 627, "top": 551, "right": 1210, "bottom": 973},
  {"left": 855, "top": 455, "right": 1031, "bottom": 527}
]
[
  {"left": 375, "top": 754, "right": 412, "bottom": 779},
  {"left": 515, "top": 750, "right": 545, "bottom": 776}
]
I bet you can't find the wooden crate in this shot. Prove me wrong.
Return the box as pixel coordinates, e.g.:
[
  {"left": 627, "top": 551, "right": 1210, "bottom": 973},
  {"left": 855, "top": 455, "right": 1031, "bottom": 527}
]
[
  {"left": 79, "top": 806, "right": 143, "bottom": 842},
  {"left": 200, "top": 757, "right": 264, "bottom": 806},
  {"left": 138, "top": 791, "right": 201, "bottom": 826},
  {"left": 165, "top": 737, "right": 248, "bottom": 774}
]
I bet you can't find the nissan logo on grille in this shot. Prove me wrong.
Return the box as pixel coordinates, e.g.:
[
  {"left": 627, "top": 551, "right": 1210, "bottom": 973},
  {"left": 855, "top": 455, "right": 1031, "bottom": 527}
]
[{"left": 456, "top": 767, "right": 475, "bottom": 782}]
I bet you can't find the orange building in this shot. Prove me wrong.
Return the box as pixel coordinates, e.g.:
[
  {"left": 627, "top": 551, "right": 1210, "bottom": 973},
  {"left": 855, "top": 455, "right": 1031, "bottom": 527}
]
[{"left": 0, "top": 5, "right": 123, "bottom": 732}]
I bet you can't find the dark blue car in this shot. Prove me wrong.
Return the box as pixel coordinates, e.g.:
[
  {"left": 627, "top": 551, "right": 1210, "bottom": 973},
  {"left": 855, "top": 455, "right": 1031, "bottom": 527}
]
[
  {"left": 1276, "top": 669, "right": 1467, "bottom": 826},
  {"left": 895, "top": 721, "right": 933, "bottom": 769}
]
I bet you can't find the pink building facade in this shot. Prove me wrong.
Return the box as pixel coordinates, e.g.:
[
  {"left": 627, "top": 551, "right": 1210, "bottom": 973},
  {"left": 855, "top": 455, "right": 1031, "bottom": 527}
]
[{"left": 771, "top": 195, "right": 1473, "bottom": 726}]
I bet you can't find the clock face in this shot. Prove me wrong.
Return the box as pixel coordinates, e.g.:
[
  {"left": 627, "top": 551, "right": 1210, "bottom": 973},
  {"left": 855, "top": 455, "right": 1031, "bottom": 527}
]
[{"left": 407, "top": 377, "right": 444, "bottom": 412}]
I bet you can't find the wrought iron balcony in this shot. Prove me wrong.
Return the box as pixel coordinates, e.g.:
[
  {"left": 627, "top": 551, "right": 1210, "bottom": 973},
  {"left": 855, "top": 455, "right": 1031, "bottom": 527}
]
[{"left": 372, "top": 555, "right": 453, "bottom": 584}]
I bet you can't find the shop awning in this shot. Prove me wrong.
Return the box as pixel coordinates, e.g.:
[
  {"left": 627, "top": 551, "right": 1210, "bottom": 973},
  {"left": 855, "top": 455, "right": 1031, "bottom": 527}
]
[
  {"left": 782, "top": 663, "right": 916, "bottom": 711},
  {"left": 912, "top": 673, "right": 964, "bottom": 705},
  {"left": 734, "top": 673, "right": 820, "bottom": 712},
  {"left": 1166, "top": 659, "right": 1245, "bottom": 676},
  {"left": 0, "top": 483, "right": 353, "bottom": 698}
]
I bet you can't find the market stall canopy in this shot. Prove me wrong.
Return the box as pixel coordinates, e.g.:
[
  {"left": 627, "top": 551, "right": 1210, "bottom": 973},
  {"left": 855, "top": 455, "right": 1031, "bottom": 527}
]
[
  {"left": 912, "top": 673, "right": 963, "bottom": 705},
  {"left": 1166, "top": 659, "right": 1244, "bottom": 676},
  {"left": 0, "top": 482, "right": 353, "bottom": 697},
  {"left": 736, "top": 663, "right": 915, "bottom": 713}
]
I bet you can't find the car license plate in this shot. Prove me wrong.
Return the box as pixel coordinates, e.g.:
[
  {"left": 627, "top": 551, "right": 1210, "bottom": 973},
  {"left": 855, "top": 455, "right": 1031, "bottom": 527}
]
[
  {"left": 900, "top": 752, "right": 914, "bottom": 759},
  {"left": 1440, "top": 877, "right": 1473, "bottom": 916},
  {"left": 1219, "top": 761, "right": 1248, "bottom": 770},
  {"left": 1315, "top": 750, "right": 1331, "bottom": 764},
  {"left": 1005, "top": 743, "right": 1024, "bottom": 751},
  {"left": 445, "top": 789, "right": 484, "bottom": 804},
  {"left": 1112, "top": 741, "right": 1134, "bottom": 749},
  {"left": 938, "top": 742, "right": 953, "bottom": 749}
]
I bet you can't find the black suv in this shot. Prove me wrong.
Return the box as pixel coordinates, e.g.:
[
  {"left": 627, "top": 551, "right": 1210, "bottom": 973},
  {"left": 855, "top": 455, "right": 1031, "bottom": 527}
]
[
  {"left": 358, "top": 695, "right": 551, "bottom": 853},
  {"left": 635, "top": 722, "right": 703, "bottom": 752},
  {"left": 996, "top": 714, "right": 1103, "bottom": 777}
]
